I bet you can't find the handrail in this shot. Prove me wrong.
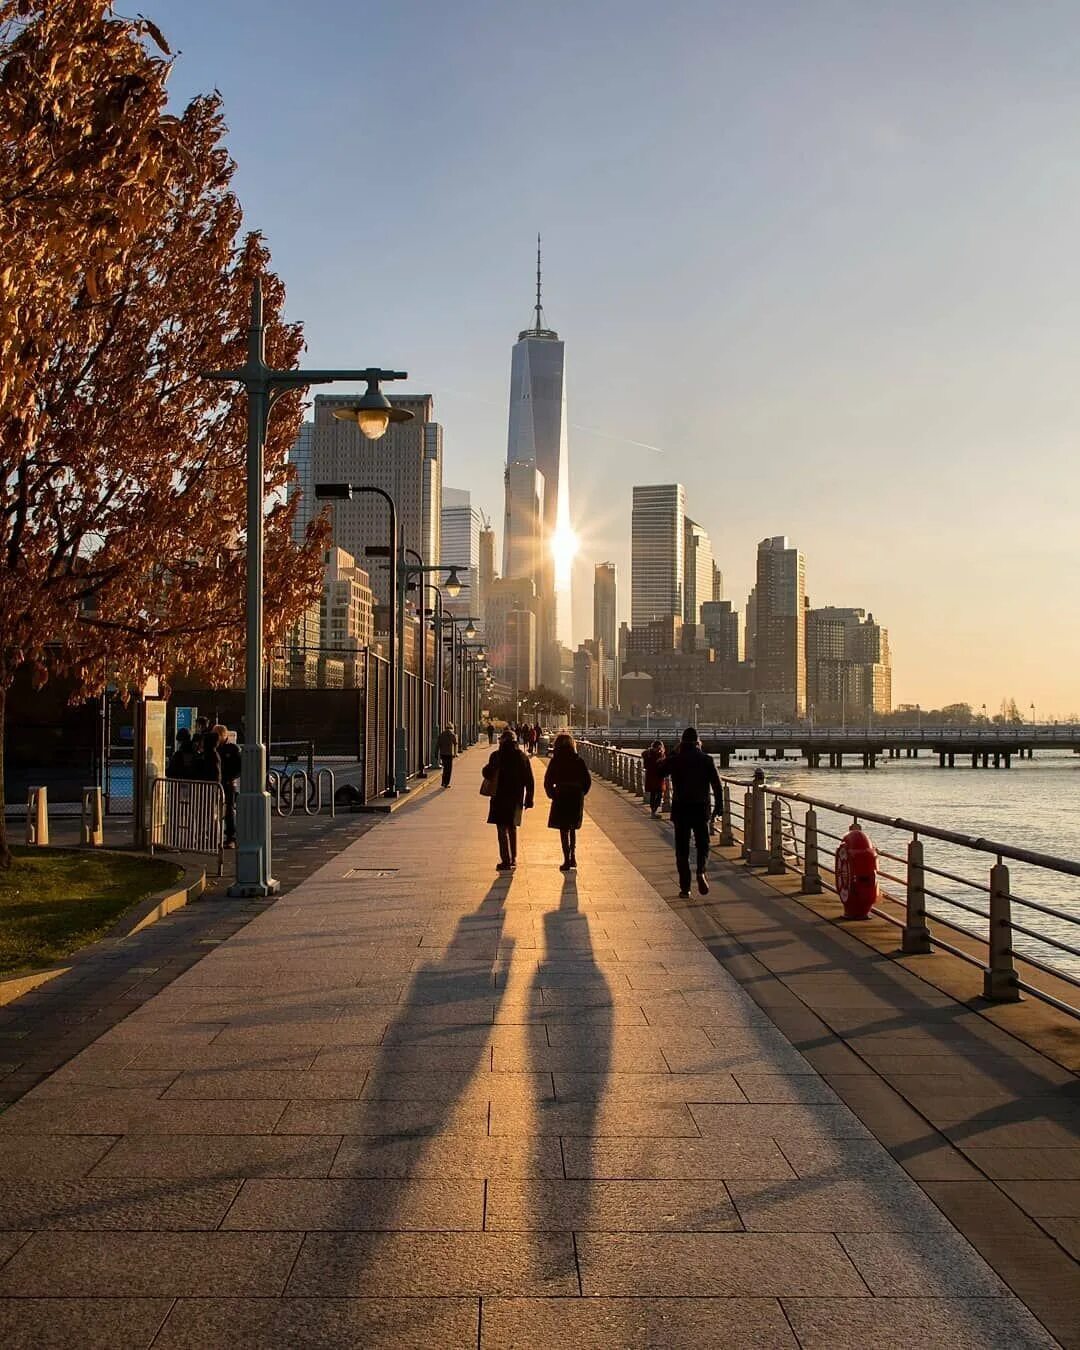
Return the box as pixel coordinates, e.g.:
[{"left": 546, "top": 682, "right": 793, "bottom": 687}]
[{"left": 575, "top": 738, "right": 1080, "bottom": 1018}]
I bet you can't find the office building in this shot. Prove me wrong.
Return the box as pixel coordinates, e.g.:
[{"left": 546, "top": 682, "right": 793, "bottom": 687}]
[
  {"left": 478, "top": 526, "right": 497, "bottom": 629},
  {"left": 754, "top": 536, "right": 806, "bottom": 719},
  {"left": 287, "top": 422, "right": 315, "bottom": 546},
  {"left": 441, "top": 487, "right": 483, "bottom": 628},
  {"left": 593, "top": 562, "right": 618, "bottom": 709},
  {"left": 683, "top": 517, "right": 714, "bottom": 625},
  {"left": 631, "top": 483, "right": 686, "bottom": 630},
  {"left": 807, "top": 606, "right": 892, "bottom": 717},
  {"left": 625, "top": 614, "right": 683, "bottom": 660},
  {"left": 485, "top": 576, "right": 540, "bottom": 697},
  {"left": 573, "top": 643, "right": 603, "bottom": 717},
  {"left": 745, "top": 586, "right": 757, "bottom": 664},
  {"left": 711, "top": 561, "right": 724, "bottom": 603},
  {"left": 312, "top": 393, "right": 442, "bottom": 609},
  {"left": 505, "top": 239, "right": 569, "bottom": 675},
  {"left": 503, "top": 462, "right": 546, "bottom": 594},
  {"left": 321, "top": 547, "right": 374, "bottom": 688},
  {"left": 701, "top": 599, "right": 742, "bottom": 664}
]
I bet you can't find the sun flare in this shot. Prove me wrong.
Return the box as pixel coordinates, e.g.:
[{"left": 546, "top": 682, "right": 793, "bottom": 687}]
[{"left": 551, "top": 522, "right": 579, "bottom": 590}]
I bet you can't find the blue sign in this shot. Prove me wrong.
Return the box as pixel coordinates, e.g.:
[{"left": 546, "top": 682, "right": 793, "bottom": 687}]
[{"left": 175, "top": 707, "right": 197, "bottom": 735}]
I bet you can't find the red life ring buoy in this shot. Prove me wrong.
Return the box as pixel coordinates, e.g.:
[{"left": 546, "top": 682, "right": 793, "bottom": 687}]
[{"left": 835, "top": 827, "right": 878, "bottom": 919}]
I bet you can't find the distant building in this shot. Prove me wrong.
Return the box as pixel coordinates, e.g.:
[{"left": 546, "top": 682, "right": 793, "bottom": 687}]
[
  {"left": 486, "top": 576, "right": 539, "bottom": 697},
  {"left": 619, "top": 671, "right": 655, "bottom": 719},
  {"left": 711, "top": 561, "right": 724, "bottom": 603},
  {"left": 441, "top": 487, "right": 483, "bottom": 630},
  {"left": 745, "top": 585, "right": 757, "bottom": 664},
  {"left": 625, "top": 614, "right": 683, "bottom": 660},
  {"left": 631, "top": 483, "right": 685, "bottom": 630},
  {"left": 503, "top": 462, "right": 546, "bottom": 595},
  {"left": 321, "top": 547, "right": 374, "bottom": 687},
  {"left": 287, "top": 422, "right": 315, "bottom": 546},
  {"left": 807, "top": 606, "right": 892, "bottom": 717},
  {"left": 572, "top": 644, "right": 603, "bottom": 717},
  {"left": 701, "top": 599, "right": 741, "bottom": 664},
  {"left": 683, "top": 517, "right": 714, "bottom": 626},
  {"left": 312, "top": 393, "right": 441, "bottom": 609},
  {"left": 754, "top": 536, "right": 806, "bottom": 719},
  {"left": 593, "top": 562, "right": 618, "bottom": 709},
  {"left": 478, "top": 525, "right": 497, "bottom": 630}
]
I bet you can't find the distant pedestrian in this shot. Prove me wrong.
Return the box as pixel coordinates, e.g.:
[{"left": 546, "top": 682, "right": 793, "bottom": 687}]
[
  {"left": 167, "top": 728, "right": 199, "bottom": 779},
  {"left": 532, "top": 722, "right": 542, "bottom": 751},
  {"left": 660, "top": 726, "right": 722, "bottom": 898},
  {"left": 486, "top": 721, "right": 496, "bottom": 745},
  {"left": 192, "top": 715, "right": 210, "bottom": 754},
  {"left": 642, "top": 739, "right": 666, "bottom": 816},
  {"left": 214, "top": 724, "right": 241, "bottom": 848},
  {"left": 437, "top": 723, "right": 459, "bottom": 787},
  {"left": 197, "top": 728, "right": 223, "bottom": 787},
  {"left": 544, "top": 732, "right": 592, "bottom": 871},
  {"left": 526, "top": 724, "right": 538, "bottom": 756},
  {"left": 482, "top": 728, "right": 534, "bottom": 871}
]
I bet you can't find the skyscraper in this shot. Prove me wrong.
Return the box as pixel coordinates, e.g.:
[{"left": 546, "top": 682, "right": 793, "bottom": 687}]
[
  {"left": 593, "top": 562, "right": 617, "bottom": 710},
  {"left": 631, "top": 483, "right": 685, "bottom": 632},
  {"left": 503, "top": 238, "right": 568, "bottom": 682},
  {"left": 701, "top": 599, "right": 741, "bottom": 663},
  {"left": 478, "top": 525, "right": 497, "bottom": 632},
  {"left": 754, "top": 536, "right": 806, "bottom": 718},
  {"left": 502, "top": 462, "right": 546, "bottom": 595},
  {"left": 286, "top": 422, "right": 315, "bottom": 546},
  {"left": 683, "top": 517, "right": 714, "bottom": 626},
  {"left": 441, "top": 487, "right": 483, "bottom": 627},
  {"left": 312, "top": 393, "right": 441, "bottom": 609},
  {"left": 806, "top": 606, "right": 892, "bottom": 717}
]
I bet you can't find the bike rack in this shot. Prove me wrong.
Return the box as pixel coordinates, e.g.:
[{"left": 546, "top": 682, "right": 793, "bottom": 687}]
[
  {"left": 316, "top": 768, "right": 336, "bottom": 818},
  {"left": 285, "top": 769, "right": 309, "bottom": 816},
  {"left": 267, "top": 770, "right": 284, "bottom": 816}
]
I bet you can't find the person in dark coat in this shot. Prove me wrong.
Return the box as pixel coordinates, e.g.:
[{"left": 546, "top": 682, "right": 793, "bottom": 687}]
[
  {"left": 482, "top": 728, "right": 535, "bottom": 871},
  {"left": 167, "top": 728, "right": 199, "bottom": 779},
  {"left": 543, "top": 732, "right": 592, "bottom": 871},
  {"left": 660, "top": 726, "right": 722, "bottom": 898},
  {"left": 214, "top": 724, "right": 242, "bottom": 848},
  {"left": 642, "top": 739, "right": 666, "bottom": 816},
  {"left": 197, "top": 729, "right": 223, "bottom": 787}
]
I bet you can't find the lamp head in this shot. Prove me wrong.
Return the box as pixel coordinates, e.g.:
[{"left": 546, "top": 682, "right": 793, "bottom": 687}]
[
  {"left": 331, "top": 378, "right": 414, "bottom": 441},
  {"left": 464, "top": 619, "right": 477, "bottom": 639},
  {"left": 443, "top": 567, "right": 463, "bottom": 599}
]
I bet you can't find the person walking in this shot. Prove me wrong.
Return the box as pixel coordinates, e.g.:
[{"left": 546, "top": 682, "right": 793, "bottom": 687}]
[
  {"left": 660, "top": 726, "right": 722, "bottom": 899},
  {"left": 544, "top": 732, "right": 592, "bottom": 871},
  {"left": 642, "top": 739, "right": 666, "bottom": 816},
  {"left": 486, "top": 721, "right": 496, "bottom": 745},
  {"left": 214, "top": 724, "right": 241, "bottom": 848},
  {"left": 482, "top": 728, "right": 534, "bottom": 871},
  {"left": 437, "top": 723, "right": 459, "bottom": 787},
  {"left": 196, "top": 728, "right": 223, "bottom": 788}
]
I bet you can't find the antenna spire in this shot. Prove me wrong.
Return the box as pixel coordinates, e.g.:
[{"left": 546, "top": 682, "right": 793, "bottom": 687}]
[{"left": 535, "top": 233, "right": 542, "bottom": 331}]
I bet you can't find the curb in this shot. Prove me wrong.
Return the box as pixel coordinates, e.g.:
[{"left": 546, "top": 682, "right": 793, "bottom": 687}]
[{"left": 0, "top": 852, "right": 205, "bottom": 1008}]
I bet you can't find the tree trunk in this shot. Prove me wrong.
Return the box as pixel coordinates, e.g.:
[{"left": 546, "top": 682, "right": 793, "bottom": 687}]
[{"left": 0, "top": 685, "right": 10, "bottom": 868}]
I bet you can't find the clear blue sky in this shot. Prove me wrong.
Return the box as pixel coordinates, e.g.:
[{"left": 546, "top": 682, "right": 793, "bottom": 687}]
[{"left": 149, "top": 0, "right": 1080, "bottom": 713}]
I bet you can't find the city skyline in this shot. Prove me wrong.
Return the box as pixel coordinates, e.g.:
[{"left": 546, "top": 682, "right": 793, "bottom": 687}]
[{"left": 149, "top": 0, "right": 1080, "bottom": 714}]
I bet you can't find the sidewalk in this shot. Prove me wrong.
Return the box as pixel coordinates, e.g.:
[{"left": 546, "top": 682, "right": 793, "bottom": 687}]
[{"left": 0, "top": 746, "right": 1060, "bottom": 1347}]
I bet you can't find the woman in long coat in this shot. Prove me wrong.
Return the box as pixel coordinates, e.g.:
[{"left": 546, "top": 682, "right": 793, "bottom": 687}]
[
  {"left": 543, "top": 733, "right": 592, "bottom": 871},
  {"left": 642, "top": 739, "right": 666, "bottom": 816},
  {"left": 482, "top": 729, "right": 535, "bottom": 871}
]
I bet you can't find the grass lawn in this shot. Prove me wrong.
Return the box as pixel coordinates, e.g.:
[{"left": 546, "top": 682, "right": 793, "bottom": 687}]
[{"left": 0, "top": 846, "right": 183, "bottom": 977}]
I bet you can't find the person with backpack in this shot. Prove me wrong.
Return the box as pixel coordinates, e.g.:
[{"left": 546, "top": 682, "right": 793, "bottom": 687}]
[
  {"left": 481, "top": 728, "right": 534, "bottom": 871},
  {"left": 642, "top": 739, "right": 666, "bottom": 816},
  {"left": 659, "top": 726, "right": 722, "bottom": 898},
  {"left": 543, "top": 732, "right": 592, "bottom": 871}
]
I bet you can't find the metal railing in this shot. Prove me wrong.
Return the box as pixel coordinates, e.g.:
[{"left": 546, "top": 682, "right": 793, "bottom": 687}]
[
  {"left": 576, "top": 724, "right": 1080, "bottom": 743},
  {"left": 149, "top": 777, "right": 224, "bottom": 876},
  {"left": 578, "top": 741, "right": 1080, "bottom": 1018}
]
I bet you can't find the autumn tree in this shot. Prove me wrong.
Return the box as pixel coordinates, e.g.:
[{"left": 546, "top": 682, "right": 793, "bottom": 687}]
[{"left": 0, "top": 0, "right": 327, "bottom": 864}]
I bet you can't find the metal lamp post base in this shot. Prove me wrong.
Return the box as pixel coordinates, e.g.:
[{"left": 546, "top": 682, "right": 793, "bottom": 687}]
[{"left": 228, "top": 787, "right": 280, "bottom": 898}]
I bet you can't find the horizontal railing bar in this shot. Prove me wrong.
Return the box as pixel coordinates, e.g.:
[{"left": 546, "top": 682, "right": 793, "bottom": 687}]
[
  {"left": 1014, "top": 980, "right": 1080, "bottom": 1018},
  {"left": 1006, "top": 891, "right": 1080, "bottom": 926},
  {"left": 919, "top": 864, "right": 991, "bottom": 893},
  {"left": 1005, "top": 923, "right": 1080, "bottom": 961},
  {"left": 922, "top": 888, "right": 989, "bottom": 920},
  {"left": 1011, "top": 950, "right": 1080, "bottom": 991}
]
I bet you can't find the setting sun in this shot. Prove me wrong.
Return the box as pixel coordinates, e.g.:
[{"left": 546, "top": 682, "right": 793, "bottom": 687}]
[{"left": 551, "top": 521, "right": 578, "bottom": 590}]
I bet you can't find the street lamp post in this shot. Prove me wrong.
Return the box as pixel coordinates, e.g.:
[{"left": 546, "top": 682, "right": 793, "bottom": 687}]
[
  {"left": 203, "top": 279, "right": 408, "bottom": 893},
  {"left": 402, "top": 553, "right": 464, "bottom": 776}
]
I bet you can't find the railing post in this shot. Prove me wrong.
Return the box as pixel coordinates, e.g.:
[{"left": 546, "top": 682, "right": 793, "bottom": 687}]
[
  {"left": 81, "top": 786, "right": 104, "bottom": 848},
  {"left": 718, "top": 783, "right": 734, "bottom": 846},
  {"left": 749, "top": 781, "right": 769, "bottom": 865},
  {"left": 983, "top": 859, "right": 1020, "bottom": 1002},
  {"left": 740, "top": 789, "right": 753, "bottom": 858},
  {"left": 768, "top": 796, "right": 785, "bottom": 873},
  {"left": 801, "top": 807, "right": 822, "bottom": 893},
  {"left": 901, "top": 836, "right": 932, "bottom": 955},
  {"left": 25, "top": 786, "right": 48, "bottom": 846}
]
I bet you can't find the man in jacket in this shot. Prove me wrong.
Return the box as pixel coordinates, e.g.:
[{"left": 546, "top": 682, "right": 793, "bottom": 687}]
[
  {"left": 660, "top": 726, "right": 722, "bottom": 898},
  {"left": 437, "top": 723, "right": 459, "bottom": 787}
]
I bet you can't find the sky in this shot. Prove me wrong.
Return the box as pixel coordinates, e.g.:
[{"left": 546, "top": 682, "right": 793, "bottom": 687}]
[{"left": 147, "top": 0, "right": 1080, "bottom": 715}]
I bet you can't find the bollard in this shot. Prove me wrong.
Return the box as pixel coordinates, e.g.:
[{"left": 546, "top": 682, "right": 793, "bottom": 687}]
[
  {"left": 901, "top": 836, "right": 932, "bottom": 954},
  {"left": 718, "top": 783, "right": 735, "bottom": 846},
  {"left": 801, "top": 807, "right": 822, "bottom": 893},
  {"left": 748, "top": 781, "right": 769, "bottom": 865},
  {"left": 741, "top": 789, "right": 753, "bottom": 858},
  {"left": 25, "top": 786, "right": 49, "bottom": 847},
  {"left": 768, "top": 796, "right": 786, "bottom": 873},
  {"left": 983, "top": 860, "right": 1020, "bottom": 1001},
  {"left": 81, "top": 786, "right": 104, "bottom": 848}
]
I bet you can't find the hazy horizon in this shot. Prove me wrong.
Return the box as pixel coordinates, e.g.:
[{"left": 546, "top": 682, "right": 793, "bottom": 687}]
[{"left": 148, "top": 1, "right": 1080, "bottom": 715}]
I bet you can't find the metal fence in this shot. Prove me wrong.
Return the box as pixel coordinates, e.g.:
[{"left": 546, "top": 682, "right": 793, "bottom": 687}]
[
  {"left": 578, "top": 740, "right": 1080, "bottom": 1019},
  {"left": 148, "top": 777, "right": 225, "bottom": 876}
]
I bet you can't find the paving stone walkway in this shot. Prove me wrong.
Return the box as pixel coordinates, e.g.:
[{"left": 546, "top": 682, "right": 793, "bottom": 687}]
[{"left": 0, "top": 747, "right": 1063, "bottom": 1347}]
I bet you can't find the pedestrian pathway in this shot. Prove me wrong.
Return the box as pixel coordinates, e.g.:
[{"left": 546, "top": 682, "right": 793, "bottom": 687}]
[{"left": 0, "top": 747, "right": 1061, "bottom": 1347}]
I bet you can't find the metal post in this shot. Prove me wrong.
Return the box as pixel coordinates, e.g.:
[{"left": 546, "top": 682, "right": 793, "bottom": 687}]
[
  {"left": 801, "top": 807, "right": 822, "bottom": 893},
  {"left": 718, "top": 783, "right": 734, "bottom": 846},
  {"left": 983, "top": 859, "right": 1020, "bottom": 1001},
  {"left": 405, "top": 550, "right": 428, "bottom": 777},
  {"left": 749, "top": 780, "right": 769, "bottom": 865},
  {"left": 768, "top": 796, "right": 785, "bottom": 873},
  {"left": 741, "top": 789, "right": 753, "bottom": 858},
  {"left": 901, "top": 836, "right": 932, "bottom": 954}
]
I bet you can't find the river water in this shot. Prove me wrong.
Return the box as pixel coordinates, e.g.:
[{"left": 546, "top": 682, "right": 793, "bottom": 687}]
[{"left": 714, "top": 749, "right": 1080, "bottom": 982}]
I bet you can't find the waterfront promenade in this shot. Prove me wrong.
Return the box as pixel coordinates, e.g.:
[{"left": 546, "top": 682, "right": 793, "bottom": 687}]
[{"left": 0, "top": 747, "right": 1073, "bottom": 1347}]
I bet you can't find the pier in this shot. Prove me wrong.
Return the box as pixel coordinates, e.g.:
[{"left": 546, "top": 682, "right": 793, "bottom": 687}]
[{"left": 0, "top": 746, "right": 1075, "bottom": 1346}]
